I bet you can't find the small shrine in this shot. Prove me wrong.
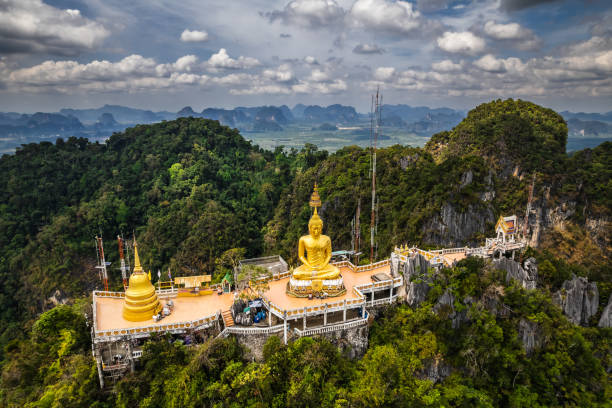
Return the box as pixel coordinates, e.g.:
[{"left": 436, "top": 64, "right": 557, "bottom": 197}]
[
  {"left": 287, "top": 183, "right": 346, "bottom": 297},
  {"left": 495, "top": 215, "right": 518, "bottom": 243}
]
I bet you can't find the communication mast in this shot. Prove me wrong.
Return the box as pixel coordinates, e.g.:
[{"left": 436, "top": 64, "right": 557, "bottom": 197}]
[
  {"left": 117, "top": 235, "right": 130, "bottom": 290},
  {"left": 352, "top": 197, "right": 361, "bottom": 264},
  {"left": 370, "top": 88, "right": 382, "bottom": 264},
  {"left": 95, "top": 235, "right": 110, "bottom": 291}
]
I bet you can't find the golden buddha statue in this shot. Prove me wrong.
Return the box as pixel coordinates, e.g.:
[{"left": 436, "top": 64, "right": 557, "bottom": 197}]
[
  {"left": 287, "top": 183, "right": 345, "bottom": 297},
  {"left": 292, "top": 207, "right": 340, "bottom": 280},
  {"left": 123, "top": 241, "right": 162, "bottom": 322}
]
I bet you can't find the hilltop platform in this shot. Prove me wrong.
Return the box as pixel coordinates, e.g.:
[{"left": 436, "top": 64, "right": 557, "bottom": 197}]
[
  {"left": 93, "top": 291, "right": 234, "bottom": 342},
  {"left": 92, "top": 259, "right": 402, "bottom": 345}
]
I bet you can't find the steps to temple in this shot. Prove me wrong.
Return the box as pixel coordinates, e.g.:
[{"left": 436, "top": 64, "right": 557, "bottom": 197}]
[{"left": 222, "top": 310, "right": 234, "bottom": 328}]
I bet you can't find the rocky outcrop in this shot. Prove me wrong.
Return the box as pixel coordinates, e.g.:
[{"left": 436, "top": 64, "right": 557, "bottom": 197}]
[
  {"left": 598, "top": 294, "right": 612, "bottom": 328},
  {"left": 518, "top": 318, "right": 542, "bottom": 355},
  {"left": 401, "top": 254, "right": 432, "bottom": 307},
  {"left": 433, "top": 289, "right": 472, "bottom": 328},
  {"left": 494, "top": 257, "right": 538, "bottom": 290},
  {"left": 419, "top": 358, "right": 451, "bottom": 383},
  {"left": 47, "top": 289, "right": 68, "bottom": 307},
  {"left": 552, "top": 275, "right": 599, "bottom": 326},
  {"left": 319, "top": 325, "right": 369, "bottom": 359},
  {"left": 423, "top": 202, "right": 495, "bottom": 247}
]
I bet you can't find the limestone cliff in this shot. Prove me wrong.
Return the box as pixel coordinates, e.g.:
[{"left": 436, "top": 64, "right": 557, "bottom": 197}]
[
  {"left": 401, "top": 254, "right": 433, "bottom": 307},
  {"left": 422, "top": 202, "right": 495, "bottom": 247},
  {"left": 493, "top": 257, "right": 538, "bottom": 290},
  {"left": 598, "top": 294, "right": 612, "bottom": 328},
  {"left": 552, "top": 275, "right": 599, "bottom": 326}
]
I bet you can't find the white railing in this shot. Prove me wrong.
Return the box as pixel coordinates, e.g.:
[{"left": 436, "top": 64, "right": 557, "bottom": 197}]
[
  {"left": 156, "top": 288, "right": 178, "bottom": 297},
  {"left": 371, "top": 297, "right": 397, "bottom": 306},
  {"left": 93, "top": 310, "right": 220, "bottom": 342},
  {"left": 294, "top": 314, "right": 369, "bottom": 337},
  {"left": 93, "top": 290, "right": 125, "bottom": 298},
  {"left": 225, "top": 324, "right": 285, "bottom": 335}
]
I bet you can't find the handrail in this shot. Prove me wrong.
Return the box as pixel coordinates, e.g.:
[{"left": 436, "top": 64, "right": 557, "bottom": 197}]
[
  {"left": 225, "top": 324, "right": 284, "bottom": 335},
  {"left": 294, "top": 313, "right": 369, "bottom": 337},
  {"left": 93, "top": 310, "right": 220, "bottom": 340}
]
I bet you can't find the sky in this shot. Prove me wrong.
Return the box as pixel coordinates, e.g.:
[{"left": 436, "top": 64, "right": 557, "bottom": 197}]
[{"left": 0, "top": 0, "right": 611, "bottom": 113}]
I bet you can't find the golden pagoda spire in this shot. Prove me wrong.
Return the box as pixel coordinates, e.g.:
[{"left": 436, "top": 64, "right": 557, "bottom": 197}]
[
  {"left": 309, "top": 182, "right": 321, "bottom": 211},
  {"left": 133, "top": 239, "right": 143, "bottom": 274}
]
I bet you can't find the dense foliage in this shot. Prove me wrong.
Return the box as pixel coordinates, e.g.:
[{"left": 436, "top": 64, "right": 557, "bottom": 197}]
[
  {"left": 0, "top": 119, "right": 327, "bottom": 350},
  {"left": 2, "top": 256, "right": 610, "bottom": 407},
  {"left": 0, "top": 100, "right": 610, "bottom": 406},
  {"left": 426, "top": 99, "right": 568, "bottom": 175}
]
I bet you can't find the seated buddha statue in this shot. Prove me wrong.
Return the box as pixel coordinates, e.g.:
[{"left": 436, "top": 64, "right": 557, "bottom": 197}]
[{"left": 292, "top": 207, "right": 340, "bottom": 281}]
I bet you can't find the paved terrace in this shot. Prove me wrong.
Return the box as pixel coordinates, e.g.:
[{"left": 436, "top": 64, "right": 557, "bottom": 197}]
[
  {"left": 262, "top": 259, "right": 402, "bottom": 320},
  {"left": 93, "top": 259, "right": 402, "bottom": 341},
  {"left": 93, "top": 291, "right": 234, "bottom": 341}
]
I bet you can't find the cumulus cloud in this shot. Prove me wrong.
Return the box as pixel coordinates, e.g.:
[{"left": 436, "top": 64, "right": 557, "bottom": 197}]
[
  {"left": 206, "top": 48, "right": 260, "bottom": 71},
  {"left": 366, "top": 35, "right": 611, "bottom": 101},
  {"left": 563, "top": 36, "right": 612, "bottom": 56},
  {"left": 473, "top": 54, "right": 506, "bottom": 73},
  {"left": 304, "top": 56, "right": 319, "bottom": 65},
  {"left": 0, "top": 0, "right": 109, "bottom": 55},
  {"left": 6, "top": 54, "right": 211, "bottom": 93},
  {"left": 353, "top": 43, "right": 385, "bottom": 54},
  {"left": 291, "top": 78, "right": 347, "bottom": 94},
  {"left": 350, "top": 0, "right": 423, "bottom": 34},
  {"left": 264, "top": 0, "right": 345, "bottom": 28},
  {"left": 437, "top": 31, "right": 486, "bottom": 55},
  {"left": 432, "top": 59, "right": 463, "bottom": 72},
  {"left": 262, "top": 64, "right": 295, "bottom": 82},
  {"left": 308, "top": 69, "right": 330, "bottom": 82},
  {"left": 180, "top": 29, "right": 209, "bottom": 42},
  {"left": 374, "top": 67, "right": 396, "bottom": 81},
  {"left": 483, "top": 21, "right": 539, "bottom": 50}
]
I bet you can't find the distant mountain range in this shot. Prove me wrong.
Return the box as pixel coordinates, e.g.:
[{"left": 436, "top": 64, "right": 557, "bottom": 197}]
[{"left": 0, "top": 103, "right": 610, "bottom": 154}]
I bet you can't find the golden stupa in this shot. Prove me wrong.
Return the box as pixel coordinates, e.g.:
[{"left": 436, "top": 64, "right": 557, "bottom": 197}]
[
  {"left": 287, "top": 183, "right": 345, "bottom": 297},
  {"left": 122, "top": 241, "right": 161, "bottom": 321}
]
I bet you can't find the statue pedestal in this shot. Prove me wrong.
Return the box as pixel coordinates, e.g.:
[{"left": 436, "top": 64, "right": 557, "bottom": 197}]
[{"left": 287, "top": 276, "right": 346, "bottom": 298}]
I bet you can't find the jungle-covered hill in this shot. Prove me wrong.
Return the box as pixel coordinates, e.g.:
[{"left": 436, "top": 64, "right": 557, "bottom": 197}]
[{"left": 0, "top": 99, "right": 610, "bottom": 407}]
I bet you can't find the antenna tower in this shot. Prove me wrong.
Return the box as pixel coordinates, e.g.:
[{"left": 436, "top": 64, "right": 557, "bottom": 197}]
[
  {"left": 117, "top": 235, "right": 129, "bottom": 290},
  {"left": 370, "top": 88, "right": 382, "bottom": 264},
  {"left": 354, "top": 197, "right": 361, "bottom": 264},
  {"left": 95, "top": 235, "right": 110, "bottom": 291}
]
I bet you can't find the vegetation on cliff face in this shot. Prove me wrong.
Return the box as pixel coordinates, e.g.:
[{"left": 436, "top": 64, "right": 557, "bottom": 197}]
[{"left": 0, "top": 99, "right": 610, "bottom": 406}]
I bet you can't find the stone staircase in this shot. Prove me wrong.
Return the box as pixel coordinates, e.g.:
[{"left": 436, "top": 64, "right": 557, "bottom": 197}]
[{"left": 222, "top": 309, "right": 234, "bottom": 329}]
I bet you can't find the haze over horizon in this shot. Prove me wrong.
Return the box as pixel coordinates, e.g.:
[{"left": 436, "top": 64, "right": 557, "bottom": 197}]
[{"left": 1, "top": 0, "right": 611, "bottom": 114}]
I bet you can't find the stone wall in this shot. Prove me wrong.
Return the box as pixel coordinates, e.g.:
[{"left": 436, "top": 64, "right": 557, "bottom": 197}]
[
  {"left": 317, "top": 325, "right": 369, "bottom": 359},
  {"left": 232, "top": 332, "right": 284, "bottom": 361}
]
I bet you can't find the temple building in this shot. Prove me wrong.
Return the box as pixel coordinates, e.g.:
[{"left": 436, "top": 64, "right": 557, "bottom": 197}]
[
  {"left": 495, "top": 215, "right": 518, "bottom": 243},
  {"left": 91, "top": 184, "right": 523, "bottom": 388}
]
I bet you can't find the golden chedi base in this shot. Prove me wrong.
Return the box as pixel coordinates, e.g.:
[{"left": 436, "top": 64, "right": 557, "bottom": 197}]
[
  {"left": 122, "top": 272, "right": 162, "bottom": 322},
  {"left": 286, "top": 276, "right": 346, "bottom": 298}
]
